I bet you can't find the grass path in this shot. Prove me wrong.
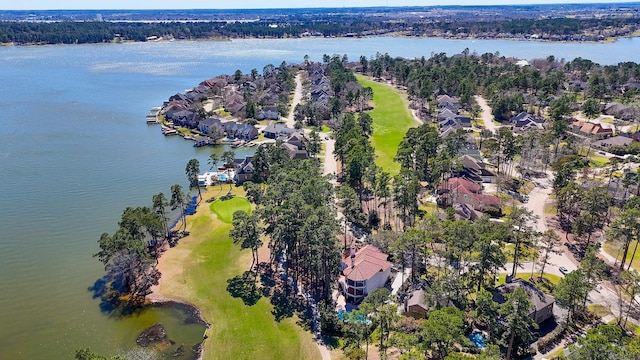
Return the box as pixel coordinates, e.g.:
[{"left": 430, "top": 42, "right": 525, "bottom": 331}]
[
  {"left": 152, "top": 187, "right": 320, "bottom": 360},
  {"left": 357, "top": 75, "right": 419, "bottom": 174}
]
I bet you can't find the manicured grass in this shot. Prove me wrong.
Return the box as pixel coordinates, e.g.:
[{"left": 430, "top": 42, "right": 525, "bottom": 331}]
[
  {"left": 357, "top": 75, "right": 419, "bottom": 175},
  {"left": 155, "top": 187, "right": 320, "bottom": 360},
  {"left": 544, "top": 204, "right": 558, "bottom": 215},
  {"left": 603, "top": 240, "right": 640, "bottom": 271},
  {"left": 209, "top": 196, "right": 251, "bottom": 223},
  {"left": 496, "top": 272, "right": 560, "bottom": 293},
  {"left": 503, "top": 243, "right": 539, "bottom": 262},
  {"left": 588, "top": 304, "right": 612, "bottom": 318}
]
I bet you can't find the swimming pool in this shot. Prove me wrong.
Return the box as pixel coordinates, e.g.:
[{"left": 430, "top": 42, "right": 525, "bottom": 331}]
[
  {"left": 469, "top": 330, "right": 486, "bottom": 348},
  {"left": 217, "top": 173, "right": 229, "bottom": 182}
]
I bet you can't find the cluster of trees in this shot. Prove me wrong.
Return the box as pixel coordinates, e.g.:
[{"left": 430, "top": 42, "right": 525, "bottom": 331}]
[
  {"left": 238, "top": 155, "right": 341, "bottom": 300},
  {"left": 295, "top": 54, "right": 373, "bottom": 128},
  {"left": 3, "top": 12, "right": 640, "bottom": 45},
  {"left": 94, "top": 166, "right": 196, "bottom": 305}
]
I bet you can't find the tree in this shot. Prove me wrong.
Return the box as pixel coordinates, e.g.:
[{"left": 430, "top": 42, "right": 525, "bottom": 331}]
[
  {"left": 208, "top": 151, "right": 220, "bottom": 170},
  {"left": 582, "top": 98, "right": 601, "bottom": 118},
  {"left": 607, "top": 207, "right": 640, "bottom": 271},
  {"left": 337, "top": 185, "right": 365, "bottom": 250},
  {"left": 499, "top": 287, "right": 537, "bottom": 360},
  {"left": 308, "top": 130, "right": 322, "bottom": 158},
  {"left": 471, "top": 288, "right": 500, "bottom": 339},
  {"left": 151, "top": 192, "right": 170, "bottom": 239},
  {"left": 421, "top": 307, "right": 467, "bottom": 360},
  {"left": 506, "top": 207, "right": 539, "bottom": 278},
  {"left": 575, "top": 324, "right": 624, "bottom": 360},
  {"left": 538, "top": 230, "right": 560, "bottom": 279},
  {"left": 554, "top": 269, "right": 591, "bottom": 322},
  {"left": 185, "top": 158, "right": 201, "bottom": 198},
  {"left": 394, "top": 228, "right": 426, "bottom": 283},
  {"left": 170, "top": 184, "right": 187, "bottom": 231},
  {"left": 230, "top": 210, "right": 262, "bottom": 270},
  {"left": 472, "top": 216, "right": 507, "bottom": 290},
  {"left": 221, "top": 149, "right": 236, "bottom": 168}
]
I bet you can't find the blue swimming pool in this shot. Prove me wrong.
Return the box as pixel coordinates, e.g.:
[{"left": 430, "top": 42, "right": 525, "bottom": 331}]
[
  {"left": 217, "top": 174, "right": 228, "bottom": 181},
  {"left": 469, "top": 330, "right": 486, "bottom": 348},
  {"left": 337, "top": 310, "right": 371, "bottom": 324}
]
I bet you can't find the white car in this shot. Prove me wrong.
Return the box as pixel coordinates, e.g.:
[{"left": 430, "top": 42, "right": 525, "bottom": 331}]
[{"left": 559, "top": 266, "right": 569, "bottom": 275}]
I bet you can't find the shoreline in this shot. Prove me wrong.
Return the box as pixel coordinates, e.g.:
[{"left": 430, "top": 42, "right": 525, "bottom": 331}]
[
  {"left": 147, "top": 192, "right": 212, "bottom": 360},
  {"left": 3, "top": 32, "right": 639, "bottom": 47}
]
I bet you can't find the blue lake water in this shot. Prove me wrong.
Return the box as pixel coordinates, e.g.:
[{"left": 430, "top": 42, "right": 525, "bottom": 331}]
[{"left": 0, "top": 36, "right": 639, "bottom": 359}]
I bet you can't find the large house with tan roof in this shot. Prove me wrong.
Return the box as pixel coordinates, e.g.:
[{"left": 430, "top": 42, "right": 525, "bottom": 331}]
[
  {"left": 437, "top": 177, "right": 502, "bottom": 213},
  {"left": 570, "top": 120, "right": 614, "bottom": 140},
  {"left": 339, "top": 245, "right": 392, "bottom": 303}
]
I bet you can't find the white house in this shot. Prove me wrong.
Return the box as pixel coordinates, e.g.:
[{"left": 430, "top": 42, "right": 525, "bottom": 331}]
[{"left": 340, "top": 245, "right": 392, "bottom": 303}]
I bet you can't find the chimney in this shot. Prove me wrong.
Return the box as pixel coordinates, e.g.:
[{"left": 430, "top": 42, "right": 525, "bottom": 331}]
[{"left": 350, "top": 247, "right": 356, "bottom": 268}]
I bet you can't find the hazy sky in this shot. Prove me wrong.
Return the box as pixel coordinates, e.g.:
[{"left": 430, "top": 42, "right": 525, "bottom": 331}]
[{"left": 4, "top": 0, "right": 640, "bottom": 10}]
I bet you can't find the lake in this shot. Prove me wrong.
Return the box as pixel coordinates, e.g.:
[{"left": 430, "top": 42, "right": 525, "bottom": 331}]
[{"left": 0, "top": 36, "right": 639, "bottom": 359}]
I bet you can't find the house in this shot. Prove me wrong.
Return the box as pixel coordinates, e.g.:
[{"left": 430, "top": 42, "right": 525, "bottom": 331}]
[
  {"left": 282, "top": 142, "right": 309, "bottom": 160},
  {"left": 437, "top": 94, "right": 459, "bottom": 107},
  {"left": 437, "top": 177, "right": 502, "bottom": 212},
  {"left": 510, "top": 112, "right": 546, "bottom": 133},
  {"left": 340, "top": 245, "right": 392, "bottom": 303},
  {"left": 263, "top": 123, "right": 296, "bottom": 139},
  {"left": 405, "top": 289, "right": 428, "bottom": 318},
  {"left": 456, "top": 155, "right": 496, "bottom": 183},
  {"left": 437, "top": 108, "right": 458, "bottom": 122},
  {"left": 256, "top": 105, "right": 280, "bottom": 120},
  {"left": 167, "top": 109, "right": 197, "bottom": 129},
  {"left": 570, "top": 120, "right": 614, "bottom": 140},
  {"left": 198, "top": 117, "right": 223, "bottom": 134},
  {"left": 455, "top": 115, "right": 472, "bottom": 128},
  {"left": 493, "top": 279, "right": 555, "bottom": 325},
  {"left": 235, "top": 156, "right": 254, "bottom": 184},
  {"left": 604, "top": 102, "right": 638, "bottom": 121}
]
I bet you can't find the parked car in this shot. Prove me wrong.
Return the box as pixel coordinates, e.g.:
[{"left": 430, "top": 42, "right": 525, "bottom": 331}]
[{"left": 559, "top": 266, "right": 569, "bottom": 275}]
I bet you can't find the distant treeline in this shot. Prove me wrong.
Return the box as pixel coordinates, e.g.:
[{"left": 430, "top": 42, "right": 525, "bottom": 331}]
[{"left": 1, "top": 16, "right": 639, "bottom": 45}]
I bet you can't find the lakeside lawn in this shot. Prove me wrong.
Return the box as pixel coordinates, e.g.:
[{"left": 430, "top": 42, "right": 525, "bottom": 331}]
[
  {"left": 357, "top": 75, "right": 419, "bottom": 175},
  {"left": 154, "top": 187, "right": 320, "bottom": 360}
]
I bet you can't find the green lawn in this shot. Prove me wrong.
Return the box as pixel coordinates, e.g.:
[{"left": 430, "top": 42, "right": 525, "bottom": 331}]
[
  {"left": 503, "top": 243, "right": 539, "bottom": 262},
  {"left": 157, "top": 187, "right": 320, "bottom": 360},
  {"left": 496, "top": 272, "right": 561, "bottom": 294},
  {"left": 603, "top": 240, "right": 640, "bottom": 272},
  {"left": 357, "top": 75, "right": 419, "bottom": 174},
  {"left": 209, "top": 196, "right": 252, "bottom": 223}
]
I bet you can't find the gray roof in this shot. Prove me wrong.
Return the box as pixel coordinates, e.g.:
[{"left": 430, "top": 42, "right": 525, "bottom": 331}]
[{"left": 494, "top": 279, "right": 554, "bottom": 314}]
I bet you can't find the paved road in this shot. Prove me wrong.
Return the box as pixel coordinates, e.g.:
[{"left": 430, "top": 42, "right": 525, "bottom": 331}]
[
  {"left": 285, "top": 72, "right": 303, "bottom": 129},
  {"left": 474, "top": 95, "right": 498, "bottom": 134}
]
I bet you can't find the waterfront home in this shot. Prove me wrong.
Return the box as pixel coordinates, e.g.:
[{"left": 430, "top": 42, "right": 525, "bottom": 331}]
[
  {"left": 493, "top": 279, "right": 555, "bottom": 325},
  {"left": 166, "top": 109, "right": 198, "bottom": 129},
  {"left": 264, "top": 123, "right": 296, "bottom": 139},
  {"left": 339, "top": 245, "right": 392, "bottom": 303},
  {"left": 234, "top": 156, "right": 255, "bottom": 185}
]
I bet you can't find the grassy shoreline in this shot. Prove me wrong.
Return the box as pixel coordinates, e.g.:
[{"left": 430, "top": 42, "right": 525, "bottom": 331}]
[
  {"left": 150, "top": 187, "right": 320, "bottom": 360},
  {"left": 356, "top": 75, "right": 419, "bottom": 174}
]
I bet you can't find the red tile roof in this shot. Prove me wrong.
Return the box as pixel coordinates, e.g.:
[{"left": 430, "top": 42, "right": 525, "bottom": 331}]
[{"left": 342, "top": 245, "right": 392, "bottom": 282}]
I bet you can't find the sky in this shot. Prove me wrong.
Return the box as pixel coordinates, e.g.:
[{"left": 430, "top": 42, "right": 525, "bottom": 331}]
[{"left": 3, "top": 0, "right": 640, "bottom": 10}]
